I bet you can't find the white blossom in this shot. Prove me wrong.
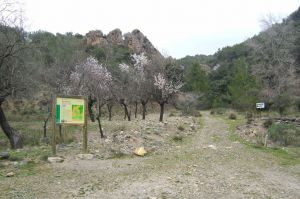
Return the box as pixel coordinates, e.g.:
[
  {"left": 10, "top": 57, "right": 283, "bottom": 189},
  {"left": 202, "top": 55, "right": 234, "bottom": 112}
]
[
  {"left": 70, "top": 56, "right": 112, "bottom": 96},
  {"left": 132, "top": 53, "right": 149, "bottom": 72},
  {"left": 154, "top": 72, "right": 182, "bottom": 100},
  {"left": 119, "top": 63, "right": 130, "bottom": 73}
]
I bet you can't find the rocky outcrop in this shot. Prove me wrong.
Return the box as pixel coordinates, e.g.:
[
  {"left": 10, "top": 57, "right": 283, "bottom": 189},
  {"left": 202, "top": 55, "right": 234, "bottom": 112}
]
[
  {"left": 86, "top": 30, "right": 108, "bottom": 46},
  {"left": 124, "top": 29, "right": 160, "bottom": 56},
  {"left": 107, "top": 29, "right": 123, "bottom": 45},
  {"left": 85, "top": 29, "right": 161, "bottom": 57}
]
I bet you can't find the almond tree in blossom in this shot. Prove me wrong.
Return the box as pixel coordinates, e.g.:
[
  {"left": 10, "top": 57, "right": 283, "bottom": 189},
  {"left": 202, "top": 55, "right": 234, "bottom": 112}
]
[
  {"left": 70, "top": 56, "right": 112, "bottom": 138},
  {"left": 153, "top": 58, "right": 183, "bottom": 122},
  {"left": 131, "top": 53, "right": 153, "bottom": 119},
  {"left": 117, "top": 62, "right": 134, "bottom": 121},
  {"left": 118, "top": 53, "right": 153, "bottom": 120}
]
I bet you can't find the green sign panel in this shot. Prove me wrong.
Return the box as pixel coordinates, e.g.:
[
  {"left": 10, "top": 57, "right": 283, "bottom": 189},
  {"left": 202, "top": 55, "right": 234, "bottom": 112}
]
[{"left": 56, "top": 97, "right": 85, "bottom": 124}]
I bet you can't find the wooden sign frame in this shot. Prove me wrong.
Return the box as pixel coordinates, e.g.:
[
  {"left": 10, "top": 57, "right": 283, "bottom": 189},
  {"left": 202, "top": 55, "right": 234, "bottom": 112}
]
[{"left": 51, "top": 95, "right": 88, "bottom": 155}]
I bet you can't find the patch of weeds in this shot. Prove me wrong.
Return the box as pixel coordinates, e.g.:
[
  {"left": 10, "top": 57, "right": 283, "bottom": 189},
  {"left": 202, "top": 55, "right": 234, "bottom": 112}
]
[
  {"left": 109, "top": 148, "right": 128, "bottom": 159},
  {"left": 39, "top": 154, "right": 49, "bottom": 161},
  {"left": 255, "top": 133, "right": 265, "bottom": 146},
  {"left": 245, "top": 112, "right": 254, "bottom": 124},
  {"left": 19, "top": 161, "right": 37, "bottom": 176},
  {"left": 245, "top": 112, "right": 253, "bottom": 119},
  {"left": 23, "top": 129, "right": 41, "bottom": 146},
  {"left": 172, "top": 134, "right": 183, "bottom": 142},
  {"left": 222, "top": 115, "right": 300, "bottom": 166},
  {"left": 183, "top": 171, "right": 192, "bottom": 176},
  {"left": 9, "top": 146, "right": 51, "bottom": 162},
  {"left": 268, "top": 123, "right": 300, "bottom": 146},
  {"left": 263, "top": 118, "right": 273, "bottom": 128},
  {"left": 168, "top": 111, "right": 177, "bottom": 117},
  {"left": 110, "top": 124, "right": 127, "bottom": 133},
  {"left": 192, "top": 111, "right": 202, "bottom": 117},
  {"left": 215, "top": 108, "right": 226, "bottom": 115},
  {"left": 211, "top": 136, "right": 221, "bottom": 143},
  {"left": 228, "top": 112, "right": 237, "bottom": 120},
  {"left": 177, "top": 125, "right": 185, "bottom": 131}
]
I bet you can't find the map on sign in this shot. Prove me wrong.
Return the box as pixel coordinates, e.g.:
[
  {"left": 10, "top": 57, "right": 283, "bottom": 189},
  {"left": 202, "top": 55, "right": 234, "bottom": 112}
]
[{"left": 56, "top": 97, "right": 85, "bottom": 124}]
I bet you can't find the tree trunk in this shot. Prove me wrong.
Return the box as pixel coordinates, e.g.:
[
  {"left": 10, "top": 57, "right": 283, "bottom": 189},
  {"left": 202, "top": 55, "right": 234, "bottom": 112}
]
[
  {"left": 59, "top": 125, "right": 64, "bottom": 143},
  {"left": 88, "top": 95, "right": 96, "bottom": 122},
  {"left": 141, "top": 100, "right": 148, "bottom": 120},
  {"left": 124, "top": 106, "right": 127, "bottom": 119},
  {"left": 134, "top": 101, "right": 138, "bottom": 118},
  {"left": 107, "top": 103, "right": 113, "bottom": 121},
  {"left": 0, "top": 103, "right": 23, "bottom": 149},
  {"left": 96, "top": 106, "right": 104, "bottom": 138},
  {"left": 122, "top": 103, "right": 131, "bottom": 121},
  {"left": 43, "top": 113, "right": 51, "bottom": 138},
  {"left": 159, "top": 102, "right": 165, "bottom": 122}
]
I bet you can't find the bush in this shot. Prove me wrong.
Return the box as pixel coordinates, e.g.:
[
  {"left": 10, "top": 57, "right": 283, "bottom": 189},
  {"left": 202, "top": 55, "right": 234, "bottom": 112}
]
[
  {"left": 193, "top": 111, "right": 202, "bottom": 117},
  {"left": 245, "top": 112, "right": 253, "bottom": 119},
  {"left": 273, "top": 94, "right": 291, "bottom": 116},
  {"left": 169, "top": 111, "right": 176, "bottom": 117},
  {"left": 228, "top": 112, "right": 237, "bottom": 120},
  {"left": 177, "top": 125, "right": 185, "bottom": 131},
  {"left": 268, "top": 123, "right": 300, "bottom": 146},
  {"left": 263, "top": 118, "right": 273, "bottom": 128},
  {"left": 111, "top": 124, "right": 126, "bottom": 133},
  {"left": 246, "top": 112, "right": 254, "bottom": 124},
  {"left": 216, "top": 108, "right": 226, "bottom": 115},
  {"left": 296, "top": 99, "right": 300, "bottom": 111},
  {"left": 210, "top": 108, "right": 226, "bottom": 115},
  {"left": 172, "top": 134, "right": 183, "bottom": 142}
]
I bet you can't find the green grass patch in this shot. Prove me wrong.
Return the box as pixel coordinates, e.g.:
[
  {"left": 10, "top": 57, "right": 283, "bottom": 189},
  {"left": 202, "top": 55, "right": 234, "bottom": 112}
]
[
  {"left": 211, "top": 136, "right": 221, "bottom": 143},
  {"left": 8, "top": 146, "right": 52, "bottom": 161},
  {"left": 220, "top": 114, "right": 300, "bottom": 166},
  {"left": 250, "top": 145, "right": 300, "bottom": 166}
]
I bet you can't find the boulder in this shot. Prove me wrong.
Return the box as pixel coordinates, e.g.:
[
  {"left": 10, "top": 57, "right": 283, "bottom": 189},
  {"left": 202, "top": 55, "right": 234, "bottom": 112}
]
[
  {"left": 47, "top": 157, "right": 64, "bottom": 163},
  {"left": 77, "top": 154, "right": 94, "bottom": 160},
  {"left": 6, "top": 172, "right": 15, "bottom": 177},
  {"left": 208, "top": 145, "right": 217, "bottom": 150},
  {"left": 0, "top": 151, "right": 9, "bottom": 160},
  {"left": 134, "top": 147, "right": 147, "bottom": 156}
]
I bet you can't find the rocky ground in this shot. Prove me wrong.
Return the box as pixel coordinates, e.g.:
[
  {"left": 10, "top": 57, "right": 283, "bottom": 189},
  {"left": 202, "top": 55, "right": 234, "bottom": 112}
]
[{"left": 0, "top": 112, "right": 300, "bottom": 198}]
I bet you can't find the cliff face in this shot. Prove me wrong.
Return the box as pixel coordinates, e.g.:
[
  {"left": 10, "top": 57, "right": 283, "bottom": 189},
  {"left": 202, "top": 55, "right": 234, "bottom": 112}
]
[
  {"left": 85, "top": 29, "right": 161, "bottom": 57},
  {"left": 86, "top": 30, "right": 108, "bottom": 46}
]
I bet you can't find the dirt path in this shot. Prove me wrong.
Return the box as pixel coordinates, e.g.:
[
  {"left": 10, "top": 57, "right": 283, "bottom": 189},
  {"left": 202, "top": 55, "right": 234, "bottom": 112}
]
[{"left": 1, "top": 112, "right": 300, "bottom": 198}]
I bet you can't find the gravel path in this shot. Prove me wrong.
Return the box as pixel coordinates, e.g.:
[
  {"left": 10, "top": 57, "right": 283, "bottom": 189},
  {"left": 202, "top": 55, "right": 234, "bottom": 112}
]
[{"left": 1, "top": 112, "right": 300, "bottom": 198}]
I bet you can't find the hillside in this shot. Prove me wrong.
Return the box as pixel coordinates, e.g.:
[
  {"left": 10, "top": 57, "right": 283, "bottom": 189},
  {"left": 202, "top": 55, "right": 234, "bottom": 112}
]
[{"left": 181, "top": 7, "right": 300, "bottom": 111}]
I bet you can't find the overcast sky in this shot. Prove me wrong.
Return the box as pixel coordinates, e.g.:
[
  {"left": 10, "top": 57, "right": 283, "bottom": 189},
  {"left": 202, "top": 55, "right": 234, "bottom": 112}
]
[{"left": 23, "top": 0, "right": 300, "bottom": 58}]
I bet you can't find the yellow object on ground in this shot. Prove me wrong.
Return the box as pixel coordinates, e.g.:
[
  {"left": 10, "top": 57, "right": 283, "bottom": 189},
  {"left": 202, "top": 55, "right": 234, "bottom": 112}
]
[{"left": 134, "top": 147, "right": 147, "bottom": 156}]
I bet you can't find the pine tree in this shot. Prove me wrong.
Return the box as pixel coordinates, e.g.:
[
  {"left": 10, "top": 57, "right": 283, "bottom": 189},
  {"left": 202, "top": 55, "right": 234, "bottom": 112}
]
[{"left": 228, "top": 58, "right": 258, "bottom": 110}]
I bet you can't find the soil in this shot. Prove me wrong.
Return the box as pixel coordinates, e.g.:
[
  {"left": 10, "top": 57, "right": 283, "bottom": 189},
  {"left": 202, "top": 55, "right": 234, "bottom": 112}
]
[{"left": 1, "top": 112, "right": 300, "bottom": 198}]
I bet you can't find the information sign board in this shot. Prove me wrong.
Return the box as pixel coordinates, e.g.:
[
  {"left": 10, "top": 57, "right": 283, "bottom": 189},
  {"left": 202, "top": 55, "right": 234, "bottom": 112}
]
[
  {"left": 56, "top": 97, "right": 85, "bottom": 124},
  {"left": 256, "top": 102, "right": 265, "bottom": 109}
]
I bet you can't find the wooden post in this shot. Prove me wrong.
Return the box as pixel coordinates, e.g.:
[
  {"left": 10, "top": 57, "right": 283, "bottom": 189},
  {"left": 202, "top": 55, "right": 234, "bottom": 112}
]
[
  {"left": 264, "top": 134, "right": 268, "bottom": 147},
  {"left": 83, "top": 97, "right": 88, "bottom": 152},
  {"left": 52, "top": 96, "right": 57, "bottom": 155}
]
